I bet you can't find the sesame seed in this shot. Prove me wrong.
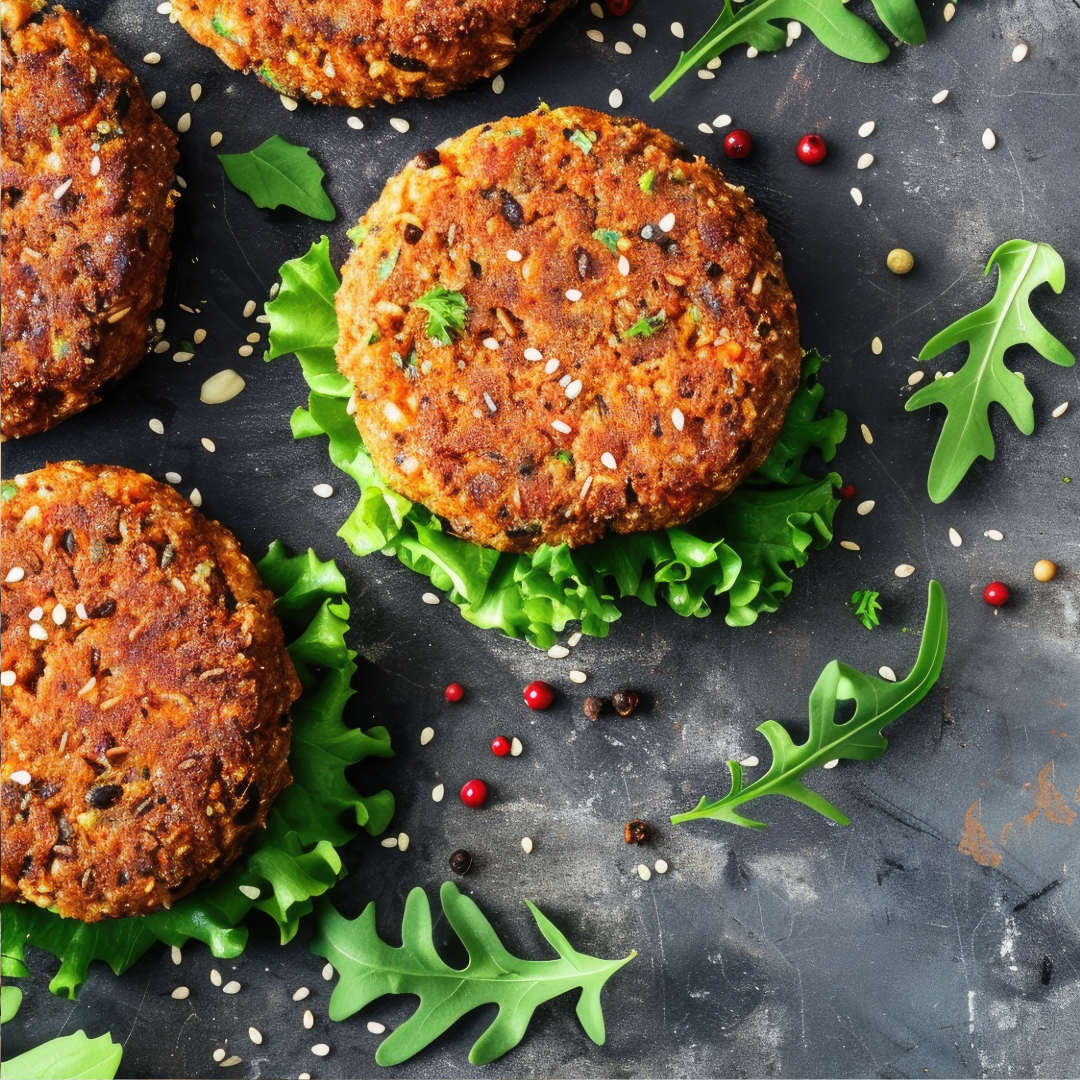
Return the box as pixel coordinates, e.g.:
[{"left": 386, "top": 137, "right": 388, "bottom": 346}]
[
  {"left": 5, "top": 567, "right": 24, "bottom": 583},
  {"left": 932, "top": 89, "right": 950, "bottom": 104},
  {"left": 524, "top": 347, "right": 543, "bottom": 362},
  {"left": 76, "top": 603, "right": 89, "bottom": 620},
  {"left": 189, "top": 489, "right": 203, "bottom": 508},
  {"left": 878, "top": 666, "right": 897, "bottom": 682},
  {"left": 52, "top": 604, "right": 66, "bottom": 625},
  {"left": 568, "top": 670, "right": 587, "bottom": 684},
  {"left": 151, "top": 90, "right": 166, "bottom": 109},
  {"left": 246, "top": 1028, "right": 263, "bottom": 1046},
  {"left": 389, "top": 118, "right": 410, "bottom": 133},
  {"left": 144, "top": 51, "right": 161, "bottom": 63},
  {"left": 492, "top": 74, "right": 505, "bottom": 94},
  {"left": 654, "top": 859, "right": 669, "bottom": 874},
  {"left": 871, "top": 336, "right": 883, "bottom": 354},
  {"left": 210, "top": 131, "right": 223, "bottom": 147},
  {"left": 698, "top": 123, "right": 713, "bottom": 134},
  {"left": 255, "top": 314, "right": 269, "bottom": 323},
  {"left": 568, "top": 631, "right": 582, "bottom": 646},
  {"left": 150, "top": 416, "right": 165, "bottom": 434},
  {"left": 823, "top": 759, "right": 840, "bottom": 770},
  {"left": 53, "top": 178, "right": 73, "bottom": 200},
  {"left": 347, "top": 116, "right": 364, "bottom": 131},
  {"left": 943, "top": 2, "right": 955, "bottom": 20},
  {"left": 222, "top": 981, "right": 241, "bottom": 994},
  {"left": 587, "top": 29, "right": 604, "bottom": 42},
  {"left": 483, "top": 392, "right": 498, "bottom": 412},
  {"left": 213, "top": 1049, "right": 226, "bottom": 1062},
  {"left": 707, "top": 54, "right": 723, "bottom": 68},
  {"left": 850, "top": 188, "right": 864, "bottom": 206},
  {"left": 313, "top": 483, "right": 334, "bottom": 498},
  {"left": 580, "top": 476, "right": 593, "bottom": 500},
  {"left": 10, "top": 771, "right": 32, "bottom": 785},
  {"left": 698, "top": 69, "right": 716, "bottom": 80},
  {"left": 510, "top": 737, "right": 523, "bottom": 756},
  {"left": 280, "top": 95, "right": 298, "bottom": 111},
  {"left": 840, "top": 541, "right": 861, "bottom": 552},
  {"left": 483, "top": 337, "right": 500, "bottom": 350},
  {"left": 859, "top": 121, "right": 876, "bottom": 137},
  {"left": 201, "top": 438, "right": 216, "bottom": 453},
  {"left": 155, "top": 341, "right": 171, "bottom": 353},
  {"left": 239, "top": 884, "right": 261, "bottom": 900},
  {"left": 615, "top": 41, "right": 632, "bottom": 55},
  {"left": 658, "top": 212, "right": 676, "bottom": 233},
  {"left": 219, "top": 1057, "right": 242, "bottom": 1068},
  {"left": 238, "top": 345, "right": 254, "bottom": 357},
  {"left": 246, "top": 332, "right": 261, "bottom": 343},
  {"left": 156, "top": 320, "right": 166, "bottom": 334},
  {"left": 165, "top": 472, "right": 182, "bottom": 484},
  {"left": 311, "top": 1045, "right": 330, "bottom": 1058},
  {"left": 633, "top": 23, "right": 646, "bottom": 37},
  {"left": 590, "top": 1, "right": 603, "bottom": 14},
  {"left": 173, "top": 351, "right": 194, "bottom": 362},
  {"left": 565, "top": 289, "right": 582, "bottom": 302},
  {"left": 609, "top": 89, "right": 623, "bottom": 109},
  {"left": 420, "top": 726, "right": 435, "bottom": 745},
  {"left": 210, "top": 969, "right": 222, "bottom": 986},
  {"left": 565, "top": 379, "right": 583, "bottom": 399},
  {"left": 857, "top": 500, "right": 875, "bottom": 516},
  {"left": 506, "top": 249, "right": 523, "bottom": 262},
  {"left": 432, "top": 783, "right": 445, "bottom": 802},
  {"left": 1, "top": 671, "right": 17, "bottom": 687},
  {"left": 746, "top": 46, "right": 759, "bottom": 57},
  {"left": 552, "top": 419, "right": 572, "bottom": 434},
  {"left": 156, "top": 1, "right": 171, "bottom": 12},
  {"left": 949, "top": 528, "right": 963, "bottom": 547},
  {"left": 616, "top": 255, "right": 630, "bottom": 276},
  {"left": 269, "top": 282, "right": 280, "bottom": 299},
  {"left": 190, "top": 83, "right": 202, "bottom": 102},
  {"left": 548, "top": 645, "right": 570, "bottom": 658},
  {"left": 1052, "top": 402, "right": 1069, "bottom": 417},
  {"left": 908, "top": 371, "right": 925, "bottom": 386},
  {"left": 857, "top": 152, "right": 875, "bottom": 169},
  {"left": 171, "top": 946, "right": 182, "bottom": 964},
  {"left": 521, "top": 837, "right": 534, "bottom": 854},
  {"left": 421, "top": 592, "right": 440, "bottom": 605},
  {"left": 90, "top": 156, "right": 100, "bottom": 176},
  {"left": 985, "top": 530, "right": 1004, "bottom": 541},
  {"left": 398, "top": 832, "right": 410, "bottom": 851},
  {"left": 381, "top": 835, "right": 398, "bottom": 848},
  {"left": 671, "top": 407, "right": 685, "bottom": 431},
  {"left": 713, "top": 114, "right": 732, "bottom": 128},
  {"left": 670, "top": 22, "right": 684, "bottom": 38},
  {"left": 200, "top": 369, "right": 245, "bottom": 403},
  {"left": 982, "top": 128, "right": 997, "bottom": 150},
  {"left": 299, "top": 1074, "right": 311, "bottom": 1079},
  {"left": 367, "top": 1021, "right": 387, "bottom": 1034},
  {"left": 172, "top": 986, "right": 190, "bottom": 1000},
  {"left": 860, "top": 423, "right": 873, "bottom": 444},
  {"left": 637, "top": 864, "right": 652, "bottom": 881},
  {"left": 28, "top": 607, "right": 43, "bottom": 623},
  {"left": 894, "top": 564, "right": 916, "bottom": 578},
  {"left": 740, "top": 756, "right": 759, "bottom": 767},
  {"left": 1012, "top": 42, "right": 1029, "bottom": 62},
  {"left": 601, "top": 452, "right": 618, "bottom": 470}
]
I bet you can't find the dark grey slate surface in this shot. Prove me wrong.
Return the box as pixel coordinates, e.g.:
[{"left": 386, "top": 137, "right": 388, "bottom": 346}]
[{"left": 3, "top": 1, "right": 1079, "bottom": 1077}]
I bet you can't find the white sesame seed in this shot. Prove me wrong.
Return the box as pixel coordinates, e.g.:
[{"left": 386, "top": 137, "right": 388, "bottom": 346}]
[
  {"left": 381, "top": 835, "right": 398, "bottom": 848},
  {"left": 201, "top": 438, "right": 216, "bottom": 453},
  {"left": 321, "top": 963, "right": 333, "bottom": 981},
  {"left": 565, "top": 379, "right": 583, "bottom": 399},
  {"left": 2, "top": 671, "right": 18, "bottom": 687},
  {"left": 949, "top": 528, "right": 963, "bottom": 547},
  {"left": 823, "top": 758, "right": 840, "bottom": 769},
  {"left": 156, "top": 2, "right": 171, "bottom": 12},
  {"left": 313, "top": 483, "right": 334, "bottom": 499},
  {"left": 1051, "top": 401, "right": 1069, "bottom": 417},
  {"left": 210, "top": 969, "right": 222, "bottom": 986},
  {"left": 255, "top": 314, "right": 269, "bottom": 323},
  {"left": 149, "top": 417, "right": 166, "bottom": 435},
  {"left": 932, "top": 89, "right": 950, "bottom": 104},
  {"left": 242, "top": 299, "right": 257, "bottom": 318},
  {"left": 601, "top": 452, "right": 618, "bottom": 470},
  {"left": 431, "top": 783, "right": 445, "bottom": 802},
  {"left": 746, "top": 46, "right": 759, "bottom": 58},
  {"left": 299, "top": 1074, "right": 311, "bottom": 1079},
  {"left": 171, "top": 946, "right": 182, "bottom": 965},
  {"left": 346, "top": 116, "right": 364, "bottom": 132},
  {"left": 28, "top": 607, "right": 43, "bottom": 622},
  {"left": 239, "top": 884, "right": 261, "bottom": 900},
  {"left": 483, "top": 337, "right": 500, "bottom": 350},
  {"left": 248, "top": 1028, "right": 262, "bottom": 1046},
  {"left": 269, "top": 282, "right": 279, "bottom": 299},
  {"left": 420, "top": 726, "right": 435, "bottom": 745},
  {"left": 191, "top": 329, "right": 207, "bottom": 345},
  {"left": 857, "top": 153, "right": 875, "bottom": 170},
  {"left": 568, "top": 670, "right": 587, "bottom": 684},
  {"left": 52, "top": 604, "right": 66, "bottom": 625},
  {"left": 524, "top": 347, "right": 543, "bottom": 362},
  {"left": 188, "top": 85, "right": 202, "bottom": 105},
  {"left": 246, "top": 332, "right": 261, "bottom": 343},
  {"left": 293, "top": 987, "right": 310, "bottom": 1001},
  {"left": 698, "top": 123, "right": 713, "bottom": 134},
  {"left": 398, "top": 832, "right": 410, "bottom": 851},
  {"left": 985, "top": 530, "right": 1004, "bottom": 541},
  {"left": 713, "top": 114, "right": 732, "bottom": 128},
  {"left": 389, "top": 117, "right": 410, "bottom": 133},
  {"left": 943, "top": 2, "right": 955, "bottom": 20},
  {"left": 739, "top": 756, "right": 760, "bottom": 768},
  {"left": 858, "top": 121, "right": 876, "bottom": 137},
  {"left": 609, "top": 89, "right": 623, "bottom": 109},
  {"left": 492, "top": 74, "right": 505, "bottom": 95},
  {"left": 521, "top": 836, "right": 534, "bottom": 854},
  {"left": 280, "top": 95, "right": 298, "bottom": 111},
  {"left": 565, "top": 289, "right": 582, "bottom": 302},
  {"left": 860, "top": 423, "right": 873, "bottom": 444},
  {"left": 506, "top": 249, "right": 522, "bottom": 262},
  {"left": 144, "top": 51, "right": 161, "bottom": 63},
  {"left": 1012, "top": 41, "right": 1029, "bottom": 62},
  {"left": 155, "top": 341, "right": 171, "bottom": 353},
  {"left": 53, "top": 178, "right": 73, "bottom": 200},
  {"left": 510, "top": 737, "right": 523, "bottom": 756},
  {"left": 878, "top": 666, "right": 897, "bottom": 682},
  {"left": 698, "top": 69, "right": 716, "bottom": 80},
  {"left": 671, "top": 407, "right": 685, "bottom": 431},
  {"left": 165, "top": 472, "right": 182, "bottom": 484},
  {"left": 587, "top": 29, "right": 604, "bottom": 42},
  {"left": 637, "top": 864, "right": 652, "bottom": 881},
  {"left": 857, "top": 500, "right": 875, "bottom": 516},
  {"left": 4, "top": 567, "right": 24, "bottom": 583},
  {"left": 238, "top": 345, "right": 254, "bottom": 357},
  {"left": 658, "top": 212, "right": 676, "bottom": 233},
  {"left": 151, "top": 90, "right": 166, "bottom": 109},
  {"left": 590, "top": 1, "right": 603, "bottom": 15},
  {"left": 173, "top": 351, "right": 194, "bottom": 362},
  {"left": 303, "top": 1010, "right": 314, "bottom": 1029},
  {"left": 170, "top": 985, "right": 190, "bottom": 1000},
  {"left": 580, "top": 476, "right": 593, "bottom": 500},
  {"left": 10, "top": 771, "right": 32, "bottom": 785},
  {"left": 840, "top": 541, "right": 861, "bottom": 552},
  {"left": 213, "top": 1049, "right": 226, "bottom": 1063},
  {"left": 670, "top": 21, "right": 684, "bottom": 38},
  {"left": 654, "top": 859, "right": 669, "bottom": 874},
  {"left": 200, "top": 369, "right": 245, "bottom": 404},
  {"left": 483, "top": 391, "right": 498, "bottom": 413},
  {"left": 850, "top": 187, "right": 863, "bottom": 206},
  {"left": 894, "top": 564, "right": 916, "bottom": 578},
  {"left": 982, "top": 128, "right": 997, "bottom": 150},
  {"left": 908, "top": 371, "right": 925, "bottom": 386},
  {"left": 189, "top": 489, "right": 203, "bottom": 508},
  {"left": 548, "top": 645, "right": 570, "bottom": 658},
  {"left": 367, "top": 1021, "right": 387, "bottom": 1034},
  {"left": 76, "top": 603, "right": 89, "bottom": 622},
  {"left": 617, "top": 254, "right": 630, "bottom": 276},
  {"left": 220, "top": 1055, "right": 242, "bottom": 1067},
  {"left": 90, "top": 156, "right": 100, "bottom": 176},
  {"left": 633, "top": 23, "right": 646, "bottom": 37},
  {"left": 311, "top": 1045, "right": 330, "bottom": 1058},
  {"left": 223, "top": 980, "right": 241, "bottom": 994},
  {"left": 615, "top": 41, "right": 632, "bottom": 54},
  {"left": 787, "top": 20, "right": 802, "bottom": 38},
  {"left": 871, "top": 336, "right": 883, "bottom": 355},
  {"left": 421, "top": 592, "right": 440, "bottom": 606}
]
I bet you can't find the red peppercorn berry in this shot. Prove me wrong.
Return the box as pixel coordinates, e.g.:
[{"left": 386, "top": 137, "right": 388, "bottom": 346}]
[
  {"left": 460, "top": 779, "right": 488, "bottom": 808},
  {"left": 604, "top": 0, "right": 632, "bottom": 14},
  {"left": 723, "top": 129, "right": 753, "bottom": 160},
  {"left": 796, "top": 133, "right": 827, "bottom": 165},
  {"left": 444, "top": 682, "right": 464, "bottom": 702},
  {"left": 983, "top": 581, "right": 1010, "bottom": 607},
  {"left": 491, "top": 736, "right": 511, "bottom": 757},
  {"left": 839, "top": 484, "right": 856, "bottom": 500},
  {"left": 523, "top": 680, "right": 555, "bottom": 710}
]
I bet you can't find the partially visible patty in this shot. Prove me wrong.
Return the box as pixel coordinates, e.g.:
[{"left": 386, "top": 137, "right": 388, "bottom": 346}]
[
  {"left": 1, "top": 4, "right": 178, "bottom": 439},
  {"left": 335, "top": 107, "right": 802, "bottom": 554},
  {"left": 170, "top": 0, "right": 574, "bottom": 108},
  {"left": 0, "top": 463, "right": 301, "bottom": 922}
]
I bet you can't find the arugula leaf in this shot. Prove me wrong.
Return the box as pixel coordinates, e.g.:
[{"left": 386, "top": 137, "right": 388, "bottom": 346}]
[
  {"left": 851, "top": 589, "right": 882, "bottom": 629},
  {"left": 650, "top": 0, "right": 925, "bottom": 101},
  {"left": 905, "top": 240, "right": 1075, "bottom": 503},
  {"left": 673, "top": 579, "right": 947, "bottom": 828},
  {"left": 219, "top": 135, "right": 336, "bottom": 220},
  {"left": 312, "top": 881, "right": 635, "bottom": 1066},
  {"left": 620, "top": 311, "right": 666, "bottom": 340},
  {"left": 412, "top": 285, "right": 470, "bottom": 345},
  {"left": 0, "top": 1031, "right": 122, "bottom": 1080},
  {"left": 1, "top": 985, "right": 22, "bottom": 1024},
  {"left": 267, "top": 238, "right": 845, "bottom": 647},
  {"left": 1, "top": 545, "right": 393, "bottom": 998}
]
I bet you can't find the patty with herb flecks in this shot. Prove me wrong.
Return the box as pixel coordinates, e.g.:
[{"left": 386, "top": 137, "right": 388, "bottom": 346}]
[
  {"left": 0, "top": 462, "right": 300, "bottom": 921},
  {"left": 1, "top": 3, "right": 178, "bottom": 439},
  {"left": 169, "top": 0, "right": 574, "bottom": 109},
  {"left": 335, "top": 106, "right": 802, "bottom": 554}
]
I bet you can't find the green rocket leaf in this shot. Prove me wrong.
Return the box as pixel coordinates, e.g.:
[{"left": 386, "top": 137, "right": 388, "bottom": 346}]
[
  {"left": 651, "top": 0, "right": 925, "bottom": 100},
  {"left": 850, "top": 589, "right": 882, "bottom": 630},
  {"left": 673, "top": 579, "right": 947, "bottom": 828},
  {"left": 311, "top": 881, "right": 635, "bottom": 1067},
  {"left": 906, "top": 240, "right": 1075, "bottom": 502},
  {"left": 219, "top": 135, "right": 336, "bottom": 220},
  {"left": 0, "top": 1030, "right": 122, "bottom": 1080}
]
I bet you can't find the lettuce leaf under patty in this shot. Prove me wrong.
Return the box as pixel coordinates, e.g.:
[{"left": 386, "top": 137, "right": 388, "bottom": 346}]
[
  {"left": 1, "top": 544, "right": 393, "bottom": 999},
  {"left": 267, "top": 237, "right": 845, "bottom": 648}
]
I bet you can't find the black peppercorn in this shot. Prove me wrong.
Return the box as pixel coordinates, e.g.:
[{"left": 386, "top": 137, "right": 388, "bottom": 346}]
[
  {"left": 448, "top": 849, "right": 473, "bottom": 875},
  {"left": 611, "top": 689, "right": 639, "bottom": 717},
  {"left": 624, "top": 819, "right": 648, "bottom": 844},
  {"left": 583, "top": 696, "right": 604, "bottom": 721}
]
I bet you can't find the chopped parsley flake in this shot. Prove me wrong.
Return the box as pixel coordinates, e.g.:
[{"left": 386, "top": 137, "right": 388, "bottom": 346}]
[
  {"left": 365, "top": 325, "right": 380, "bottom": 345},
  {"left": 638, "top": 169, "right": 655, "bottom": 194},
  {"left": 592, "top": 229, "right": 620, "bottom": 255},
  {"left": 620, "top": 311, "right": 667, "bottom": 340},
  {"left": 1, "top": 482, "right": 17, "bottom": 502},
  {"left": 412, "top": 285, "right": 470, "bottom": 345},
  {"left": 376, "top": 247, "right": 400, "bottom": 281},
  {"left": 347, "top": 224, "right": 369, "bottom": 246}
]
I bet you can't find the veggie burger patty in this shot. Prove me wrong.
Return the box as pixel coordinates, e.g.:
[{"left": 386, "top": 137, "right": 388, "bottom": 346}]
[
  {"left": 170, "top": 0, "right": 574, "bottom": 108},
  {"left": 0, "top": 2, "right": 178, "bottom": 439},
  {"left": 1, "top": 463, "right": 301, "bottom": 922},
  {"left": 335, "top": 107, "right": 802, "bottom": 554}
]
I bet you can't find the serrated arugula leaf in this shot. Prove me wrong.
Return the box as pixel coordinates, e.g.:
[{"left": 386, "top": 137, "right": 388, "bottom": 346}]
[
  {"left": 267, "top": 238, "right": 845, "bottom": 647},
  {"left": 673, "top": 579, "right": 947, "bottom": 829},
  {"left": 650, "top": 0, "right": 925, "bottom": 101},
  {"left": 906, "top": 240, "right": 1075, "bottom": 503},
  {"left": 0, "top": 1030, "right": 122, "bottom": 1080},
  {"left": 412, "top": 285, "right": 470, "bottom": 345},
  {"left": 219, "top": 134, "right": 336, "bottom": 220},
  {"left": 1, "top": 985, "right": 22, "bottom": 1024},
  {"left": 1, "top": 545, "right": 393, "bottom": 998},
  {"left": 312, "top": 881, "right": 635, "bottom": 1067}
]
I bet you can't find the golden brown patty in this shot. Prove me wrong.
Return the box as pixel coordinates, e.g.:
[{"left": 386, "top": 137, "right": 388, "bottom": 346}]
[
  {"left": 0, "top": 463, "right": 301, "bottom": 922},
  {"left": 1, "top": 4, "right": 178, "bottom": 439},
  {"left": 171, "top": 0, "right": 574, "bottom": 108},
  {"left": 336, "top": 107, "right": 802, "bottom": 554}
]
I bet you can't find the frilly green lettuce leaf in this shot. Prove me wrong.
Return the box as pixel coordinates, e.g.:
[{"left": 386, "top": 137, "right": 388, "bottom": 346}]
[
  {"left": 267, "top": 238, "right": 845, "bottom": 648},
  {"left": 1, "top": 544, "right": 393, "bottom": 999},
  {"left": 0, "top": 1029, "right": 122, "bottom": 1080}
]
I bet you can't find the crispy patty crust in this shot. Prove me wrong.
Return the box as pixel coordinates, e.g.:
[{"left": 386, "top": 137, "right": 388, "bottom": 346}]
[
  {"left": 171, "top": 0, "right": 574, "bottom": 108},
  {"left": 1, "top": 4, "right": 178, "bottom": 439},
  {"left": 336, "top": 107, "right": 802, "bottom": 554},
  {"left": 0, "top": 463, "right": 301, "bottom": 921}
]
